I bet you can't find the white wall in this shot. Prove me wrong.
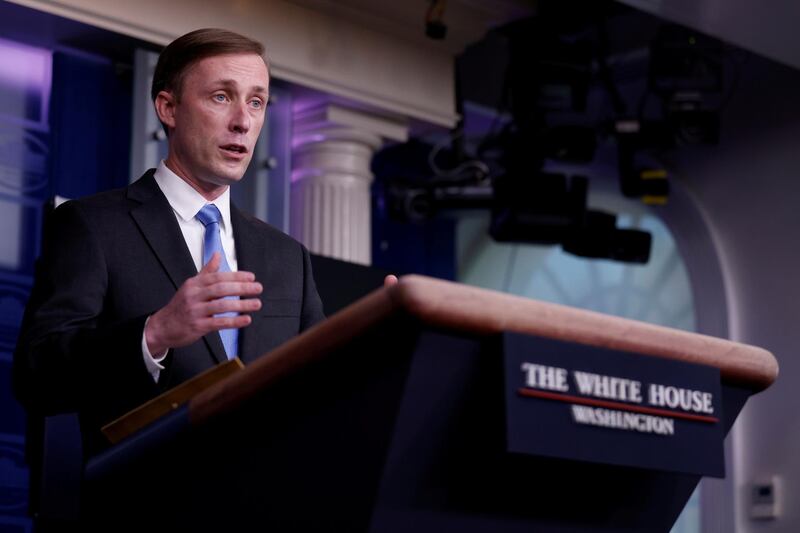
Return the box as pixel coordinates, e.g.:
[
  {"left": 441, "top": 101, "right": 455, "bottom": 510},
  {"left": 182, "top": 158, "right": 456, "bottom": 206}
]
[
  {"left": 661, "top": 53, "right": 800, "bottom": 532},
  {"left": 620, "top": 0, "right": 800, "bottom": 71}
]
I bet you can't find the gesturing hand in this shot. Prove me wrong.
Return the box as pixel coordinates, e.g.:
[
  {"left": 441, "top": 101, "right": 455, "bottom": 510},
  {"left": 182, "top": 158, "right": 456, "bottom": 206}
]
[{"left": 144, "top": 252, "right": 263, "bottom": 355}]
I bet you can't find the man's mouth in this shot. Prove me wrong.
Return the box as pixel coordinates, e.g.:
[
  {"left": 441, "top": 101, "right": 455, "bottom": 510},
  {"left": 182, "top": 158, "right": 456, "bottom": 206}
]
[{"left": 220, "top": 144, "right": 247, "bottom": 155}]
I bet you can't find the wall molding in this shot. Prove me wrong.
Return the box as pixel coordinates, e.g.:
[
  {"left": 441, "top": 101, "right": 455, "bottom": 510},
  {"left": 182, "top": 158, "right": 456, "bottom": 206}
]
[{"left": 8, "top": 0, "right": 462, "bottom": 127}]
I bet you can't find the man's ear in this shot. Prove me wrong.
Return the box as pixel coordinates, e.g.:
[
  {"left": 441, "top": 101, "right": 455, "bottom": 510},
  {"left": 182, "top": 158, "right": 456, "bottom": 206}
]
[{"left": 154, "top": 90, "right": 177, "bottom": 131}]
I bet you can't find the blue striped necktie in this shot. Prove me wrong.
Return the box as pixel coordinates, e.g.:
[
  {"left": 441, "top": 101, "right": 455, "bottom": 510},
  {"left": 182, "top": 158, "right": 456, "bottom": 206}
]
[{"left": 195, "top": 203, "right": 237, "bottom": 360}]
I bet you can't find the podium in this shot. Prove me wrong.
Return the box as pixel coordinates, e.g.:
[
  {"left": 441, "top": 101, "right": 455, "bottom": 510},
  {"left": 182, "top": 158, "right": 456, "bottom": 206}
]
[{"left": 83, "top": 275, "right": 777, "bottom": 532}]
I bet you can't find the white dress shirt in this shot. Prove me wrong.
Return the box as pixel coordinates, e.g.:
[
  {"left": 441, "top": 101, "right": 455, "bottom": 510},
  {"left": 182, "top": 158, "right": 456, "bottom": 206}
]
[{"left": 141, "top": 161, "right": 238, "bottom": 382}]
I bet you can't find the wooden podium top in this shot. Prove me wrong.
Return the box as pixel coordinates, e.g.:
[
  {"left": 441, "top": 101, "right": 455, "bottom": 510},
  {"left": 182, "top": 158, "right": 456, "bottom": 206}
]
[{"left": 190, "top": 275, "right": 778, "bottom": 425}]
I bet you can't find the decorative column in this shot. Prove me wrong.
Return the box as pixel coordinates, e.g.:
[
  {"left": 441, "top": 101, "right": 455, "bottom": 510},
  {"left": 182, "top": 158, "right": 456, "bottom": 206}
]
[{"left": 291, "top": 103, "right": 407, "bottom": 265}]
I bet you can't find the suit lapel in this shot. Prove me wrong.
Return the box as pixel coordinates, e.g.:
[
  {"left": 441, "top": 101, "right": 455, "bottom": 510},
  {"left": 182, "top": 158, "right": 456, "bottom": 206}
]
[
  {"left": 127, "top": 171, "right": 228, "bottom": 365},
  {"left": 231, "top": 205, "right": 271, "bottom": 363}
]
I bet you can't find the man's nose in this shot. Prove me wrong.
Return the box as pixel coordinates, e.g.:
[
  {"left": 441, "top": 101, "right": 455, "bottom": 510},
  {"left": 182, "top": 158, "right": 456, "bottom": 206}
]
[{"left": 230, "top": 102, "right": 251, "bottom": 134}]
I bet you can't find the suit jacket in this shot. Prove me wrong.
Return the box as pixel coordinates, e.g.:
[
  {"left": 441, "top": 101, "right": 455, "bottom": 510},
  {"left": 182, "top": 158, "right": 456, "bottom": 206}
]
[{"left": 13, "top": 170, "right": 325, "bottom": 454}]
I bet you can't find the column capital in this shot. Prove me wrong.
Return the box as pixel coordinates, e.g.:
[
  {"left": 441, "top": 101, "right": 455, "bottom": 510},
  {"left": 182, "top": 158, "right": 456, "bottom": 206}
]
[{"left": 293, "top": 102, "right": 409, "bottom": 149}]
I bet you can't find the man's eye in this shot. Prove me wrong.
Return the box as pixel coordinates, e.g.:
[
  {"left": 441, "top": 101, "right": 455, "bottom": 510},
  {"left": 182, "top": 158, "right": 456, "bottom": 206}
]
[
  {"left": 213, "top": 94, "right": 227, "bottom": 102},
  {"left": 250, "top": 99, "right": 263, "bottom": 109}
]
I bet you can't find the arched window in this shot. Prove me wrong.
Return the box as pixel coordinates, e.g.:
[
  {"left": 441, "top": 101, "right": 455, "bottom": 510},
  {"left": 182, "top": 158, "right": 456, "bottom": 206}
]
[{"left": 457, "top": 188, "right": 701, "bottom": 533}]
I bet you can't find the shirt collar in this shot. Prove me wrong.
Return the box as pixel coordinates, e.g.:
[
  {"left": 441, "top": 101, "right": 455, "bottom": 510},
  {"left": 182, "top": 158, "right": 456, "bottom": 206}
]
[{"left": 153, "top": 160, "right": 232, "bottom": 232}]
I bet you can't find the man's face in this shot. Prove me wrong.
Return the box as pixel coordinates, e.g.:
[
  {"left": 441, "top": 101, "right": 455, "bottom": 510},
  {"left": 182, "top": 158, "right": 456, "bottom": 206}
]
[{"left": 157, "top": 53, "right": 269, "bottom": 195}]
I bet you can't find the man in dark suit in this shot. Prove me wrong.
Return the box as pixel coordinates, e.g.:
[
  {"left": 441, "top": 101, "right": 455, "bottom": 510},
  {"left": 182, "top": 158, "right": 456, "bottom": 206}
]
[{"left": 13, "top": 28, "right": 325, "bottom": 456}]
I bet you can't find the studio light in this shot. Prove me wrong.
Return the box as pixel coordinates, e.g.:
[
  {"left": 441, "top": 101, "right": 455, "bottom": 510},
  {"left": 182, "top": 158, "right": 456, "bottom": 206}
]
[
  {"left": 490, "top": 172, "right": 587, "bottom": 245},
  {"left": 490, "top": 172, "right": 651, "bottom": 264},
  {"left": 563, "top": 210, "right": 652, "bottom": 264}
]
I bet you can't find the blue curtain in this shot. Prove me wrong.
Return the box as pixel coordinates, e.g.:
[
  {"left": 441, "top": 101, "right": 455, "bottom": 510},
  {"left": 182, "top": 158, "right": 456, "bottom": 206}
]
[{"left": 49, "top": 50, "right": 132, "bottom": 199}]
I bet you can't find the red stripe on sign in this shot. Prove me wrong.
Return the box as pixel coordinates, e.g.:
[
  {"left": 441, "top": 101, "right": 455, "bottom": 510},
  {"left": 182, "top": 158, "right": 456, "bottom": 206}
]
[{"left": 517, "top": 388, "right": 719, "bottom": 424}]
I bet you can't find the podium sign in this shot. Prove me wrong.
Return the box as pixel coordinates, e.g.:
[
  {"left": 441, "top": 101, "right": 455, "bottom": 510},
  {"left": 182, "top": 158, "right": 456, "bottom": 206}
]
[{"left": 504, "top": 332, "right": 725, "bottom": 477}]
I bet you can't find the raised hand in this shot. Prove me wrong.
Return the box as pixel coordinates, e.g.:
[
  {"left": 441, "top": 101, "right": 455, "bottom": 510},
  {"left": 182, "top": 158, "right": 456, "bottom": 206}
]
[{"left": 144, "top": 252, "right": 263, "bottom": 355}]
